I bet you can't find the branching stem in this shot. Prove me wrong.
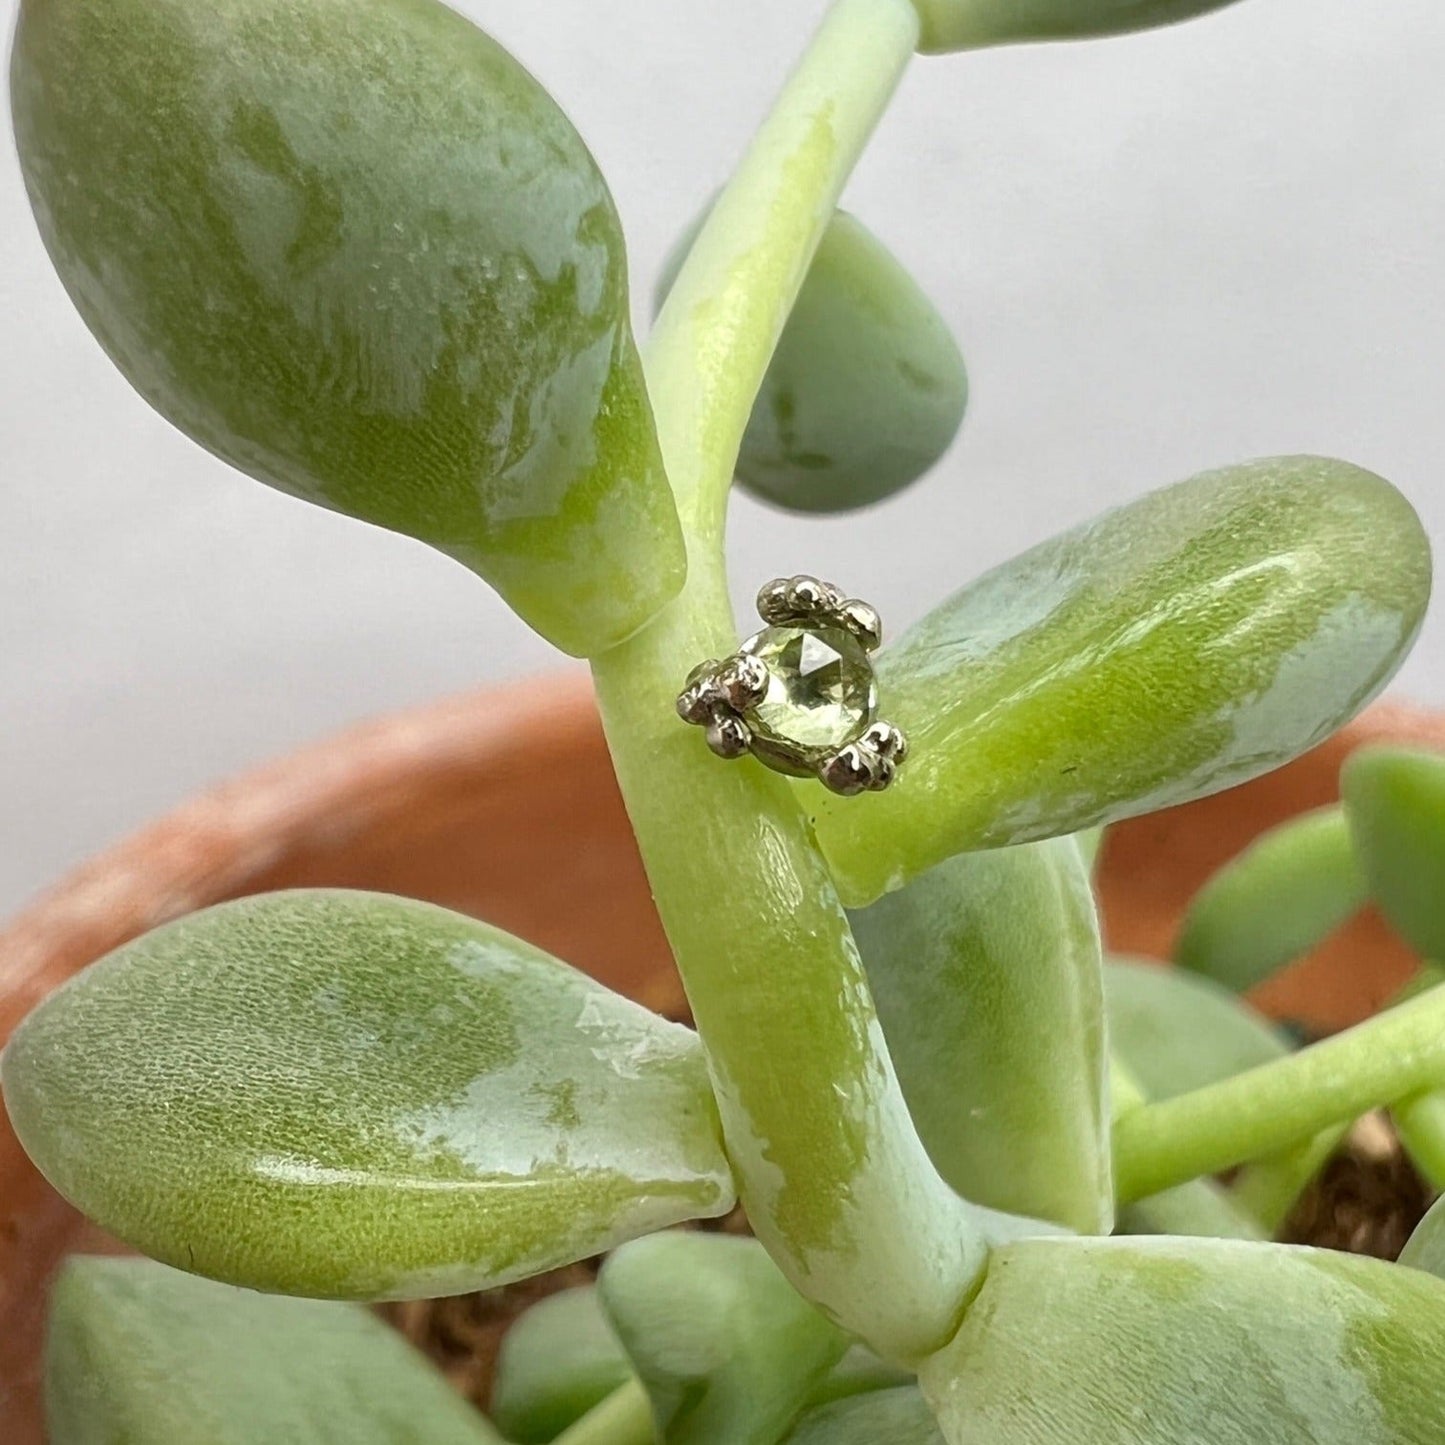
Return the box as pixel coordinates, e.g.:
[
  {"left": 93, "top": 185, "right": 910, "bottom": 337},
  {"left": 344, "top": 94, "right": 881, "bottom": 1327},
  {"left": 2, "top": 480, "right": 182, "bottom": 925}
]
[
  {"left": 1114, "top": 985, "right": 1445, "bottom": 1202},
  {"left": 591, "top": 0, "right": 985, "bottom": 1366}
]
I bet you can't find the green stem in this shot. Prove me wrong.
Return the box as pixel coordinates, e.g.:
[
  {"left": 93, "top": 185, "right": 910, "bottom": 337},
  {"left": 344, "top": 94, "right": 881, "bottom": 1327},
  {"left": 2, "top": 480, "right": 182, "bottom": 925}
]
[
  {"left": 552, "top": 1380, "right": 655, "bottom": 1445},
  {"left": 1113, "top": 986, "right": 1445, "bottom": 1203},
  {"left": 1111, "top": 1057, "right": 1264, "bottom": 1240},
  {"left": 592, "top": 0, "right": 984, "bottom": 1367},
  {"left": 1232, "top": 963, "right": 1445, "bottom": 1226}
]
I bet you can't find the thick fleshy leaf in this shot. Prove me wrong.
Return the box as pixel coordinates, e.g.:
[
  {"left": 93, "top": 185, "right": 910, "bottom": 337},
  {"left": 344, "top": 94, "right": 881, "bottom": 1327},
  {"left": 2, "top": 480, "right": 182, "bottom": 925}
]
[
  {"left": 851, "top": 839, "right": 1111, "bottom": 1234},
  {"left": 921, "top": 1236, "right": 1445, "bottom": 1442},
  {"left": 12, "top": 0, "right": 683, "bottom": 656},
  {"left": 1391, "top": 965, "right": 1445, "bottom": 1189},
  {"left": 810, "top": 1347, "right": 915, "bottom": 1406},
  {"left": 1342, "top": 747, "right": 1445, "bottom": 960},
  {"left": 491, "top": 1292, "right": 909, "bottom": 1442},
  {"left": 657, "top": 208, "right": 966, "bottom": 513},
  {"left": 1400, "top": 1195, "right": 1445, "bottom": 1281},
  {"left": 1117, "top": 1177, "right": 1266, "bottom": 1241},
  {"left": 912, "top": 0, "right": 1241, "bottom": 52},
  {"left": 813, "top": 457, "right": 1430, "bottom": 904},
  {"left": 45, "top": 1256, "right": 502, "bottom": 1443},
  {"left": 1174, "top": 807, "right": 1367, "bottom": 992},
  {"left": 1105, "top": 957, "right": 1292, "bottom": 1101},
  {"left": 597, "top": 1232, "right": 848, "bottom": 1445},
  {"left": 785, "top": 1388, "right": 944, "bottom": 1444},
  {"left": 491, "top": 1288, "right": 632, "bottom": 1444},
  {"left": 2, "top": 891, "right": 734, "bottom": 1299}
]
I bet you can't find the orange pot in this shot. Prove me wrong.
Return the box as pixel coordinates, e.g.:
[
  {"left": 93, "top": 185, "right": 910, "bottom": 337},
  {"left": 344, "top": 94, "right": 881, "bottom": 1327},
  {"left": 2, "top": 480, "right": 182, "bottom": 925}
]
[{"left": 0, "top": 677, "right": 1439, "bottom": 1440}]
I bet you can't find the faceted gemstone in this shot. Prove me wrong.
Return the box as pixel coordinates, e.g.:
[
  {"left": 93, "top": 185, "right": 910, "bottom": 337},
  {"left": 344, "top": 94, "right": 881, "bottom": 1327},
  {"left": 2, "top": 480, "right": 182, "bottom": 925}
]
[{"left": 739, "top": 626, "right": 877, "bottom": 754}]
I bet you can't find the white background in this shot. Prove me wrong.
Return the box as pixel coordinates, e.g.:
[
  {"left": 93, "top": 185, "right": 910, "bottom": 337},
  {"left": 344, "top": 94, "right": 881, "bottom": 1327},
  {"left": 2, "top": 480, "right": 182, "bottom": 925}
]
[{"left": 1, "top": 0, "right": 1442, "bottom": 915}]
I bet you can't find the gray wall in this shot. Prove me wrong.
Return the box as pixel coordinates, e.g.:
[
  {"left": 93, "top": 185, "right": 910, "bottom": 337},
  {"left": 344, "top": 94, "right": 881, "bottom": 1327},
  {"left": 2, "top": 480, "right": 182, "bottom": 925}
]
[{"left": 2, "top": 0, "right": 1442, "bottom": 914}]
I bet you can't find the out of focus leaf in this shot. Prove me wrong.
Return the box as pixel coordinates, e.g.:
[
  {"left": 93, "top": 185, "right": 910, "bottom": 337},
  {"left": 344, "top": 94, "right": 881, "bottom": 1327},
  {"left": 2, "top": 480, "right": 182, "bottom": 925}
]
[
  {"left": 1174, "top": 806, "right": 1367, "bottom": 992},
  {"left": 659, "top": 206, "right": 966, "bottom": 513},
  {"left": 45, "top": 1256, "right": 502, "bottom": 1443},
  {"left": 851, "top": 839, "right": 1112, "bottom": 1234},
  {"left": 813, "top": 457, "right": 1430, "bottom": 905},
  {"left": 491, "top": 1288, "right": 631, "bottom": 1443},
  {"left": 2, "top": 891, "right": 734, "bottom": 1300},
  {"left": 1342, "top": 747, "right": 1445, "bottom": 960},
  {"left": 1400, "top": 1195, "right": 1445, "bottom": 1282},
  {"left": 784, "top": 1387, "right": 944, "bottom": 1444},
  {"left": 1105, "top": 956, "right": 1292, "bottom": 1101},
  {"left": 921, "top": 1236, "right": 1445, "bottom": 1442},
  {"left": 598, "top": 1232, "right": 847, "bottom": 1445},
  {"left": 913, "top": 0, "right": 1242, "bottom": 52}
]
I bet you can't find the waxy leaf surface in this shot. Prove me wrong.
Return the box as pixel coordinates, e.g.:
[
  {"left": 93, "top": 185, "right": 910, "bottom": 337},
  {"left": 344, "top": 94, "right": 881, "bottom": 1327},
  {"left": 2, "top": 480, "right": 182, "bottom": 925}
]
[
  {"left": 1105, "top": 956, "right": 1291, "bottom": 1101},
  {"left": 913, "top": 0, "right": 1242, "bottom": 53},
  {"left": 1342, "top": 747, "right": 1445, "bottom": 960},
  {"left": 12, "top": 0, "right": 683, "bottom": 655},
  {"left": 658, "top": 208, "right": 966, "bottom": 513},
  {"left": 491, "top": 1288, "right": 632, "bottom": 1444},
  {"left": 598, "top": 1232, "right": 848, "bottom": 1445},
  {"left": 851, "top": 838, "right": 1112, "bottom": 1234},
  {"left": 921, "top": 1236, "right": 1445, "bottom": 1443},
  {"left": 2, "top": 891, "right": 734, "bottom": 1300},
  {"left": 45, "top": 1256, "right": 502, "bottom": 1443},
  {"left": 1400, "top": 1195, "right": 1445, "bottom": 1281},
  {"left": 1174, "top": 806, "right": 1367, "bottom": 991},
  {"left": 814, "top": 457, "right": 1430, "bottom": 904},
  {"left": 785, "top": 1387, "right": 945, "bottom": 1444}
]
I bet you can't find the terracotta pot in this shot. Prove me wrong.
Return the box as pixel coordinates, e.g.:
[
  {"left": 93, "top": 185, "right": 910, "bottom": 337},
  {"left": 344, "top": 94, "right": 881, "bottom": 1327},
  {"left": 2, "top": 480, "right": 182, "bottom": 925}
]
[{"left": 0, "top": 676, "right": 1440, "bottom": 1440}]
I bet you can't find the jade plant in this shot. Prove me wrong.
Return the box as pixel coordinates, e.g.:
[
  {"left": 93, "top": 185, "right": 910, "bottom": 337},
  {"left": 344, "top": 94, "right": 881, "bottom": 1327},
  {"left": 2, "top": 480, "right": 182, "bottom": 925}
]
[{"left": 3, "top": 0, "right": 1444, "bottom": 1440}]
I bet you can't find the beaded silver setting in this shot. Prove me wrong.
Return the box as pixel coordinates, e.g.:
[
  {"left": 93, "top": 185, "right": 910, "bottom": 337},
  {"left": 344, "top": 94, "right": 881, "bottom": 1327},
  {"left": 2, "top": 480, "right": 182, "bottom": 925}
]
[{"left": 676, "top": 576, "right": 908, "bottom": 796}]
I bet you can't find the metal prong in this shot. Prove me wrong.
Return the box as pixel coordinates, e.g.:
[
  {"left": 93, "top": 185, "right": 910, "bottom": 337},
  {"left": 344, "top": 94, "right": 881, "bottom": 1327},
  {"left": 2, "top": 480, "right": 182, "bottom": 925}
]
[
  {"left": 819, "top": 745, "right": 874, "bottom": 797},
  {"left": 706, "top": 714, "right": 752, "bottom": 759},
  {"left": 717, "top": 653, "right": 769, "bottom": 712},
  {"left": 839, "top": 599, "right": 883, "bottom": 652}
]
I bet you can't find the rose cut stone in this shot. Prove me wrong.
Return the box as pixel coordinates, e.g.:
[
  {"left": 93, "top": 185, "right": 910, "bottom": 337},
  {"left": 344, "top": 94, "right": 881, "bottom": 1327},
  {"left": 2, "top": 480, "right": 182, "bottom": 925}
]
[{"left": 739, "top": 625, "right": 877, "bottom": 754}]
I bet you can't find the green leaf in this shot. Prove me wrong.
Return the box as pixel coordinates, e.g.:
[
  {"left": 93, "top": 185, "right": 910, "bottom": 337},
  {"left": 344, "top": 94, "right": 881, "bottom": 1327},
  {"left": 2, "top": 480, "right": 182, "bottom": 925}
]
[
  {"left": 597, "top": 1232, "right": 848, "bottom": 1445},
  {"left": 1117, "top": 1176, "right": 1266, "bottom": 1241},
  {"left": 12, "top": 0, "right": 683, "bottom": 656},
  {"left": 913, "top": 0, "right": 1242, "bottom": 53},
  {"left": 920, "top": 1236, "right": 1445, "bottom": 1442},
  {"left": 808, "top": 1346, "right": 915, "bottom": 1406},
  {"left": 658, "top": 208, "right": 966, "bottom": 513},
  {"left": 491, "top": 1288, "right": 632, "bottom": 1444},
  {"left": 784, "top": 1387, "right": 944, "bottom": 1444},
  {"left": 813, "top": 457, "right": 1430, "bottom": 905},
  {"left": 1400, "top": 1195, "right": 1445, "bottom": 1281},
  {"left": 44, "top": 1256, "right": 502, "bottom": 1443},
  {"left": 2, "top": 891, "right": 734, "bottom": 1300},
  {"left": 1174, "top": 806, "right": 1367, "bottom": 992},
  {"left": 1390, "top": 965, "right": 1445, "bottom": 1189},
  {"left": 851, "top": 838, "right": 1112, "bottom": 1234},
  {"left": 1105, "top": 957, "right": 1292, "bottom": 1101},
  {"left": 1342, "top": 747, "right": 1445, "bottom": 960}
]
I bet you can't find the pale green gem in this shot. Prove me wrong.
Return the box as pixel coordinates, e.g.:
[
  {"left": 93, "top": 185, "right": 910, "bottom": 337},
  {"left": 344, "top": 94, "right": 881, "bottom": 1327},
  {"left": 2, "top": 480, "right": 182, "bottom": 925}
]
[{"left": 740, "top": 627, "right": 877, "bottom": 754}]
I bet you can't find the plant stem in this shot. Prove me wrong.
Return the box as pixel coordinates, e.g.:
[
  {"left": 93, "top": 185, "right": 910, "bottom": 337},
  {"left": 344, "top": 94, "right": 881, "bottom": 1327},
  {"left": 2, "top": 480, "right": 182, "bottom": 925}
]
[
  {"left": 1113, "top": 986, "right": 1445, "bottom": 1202},
  {"left": 552, "top": 1380, "right": 654, "bottom": 1445},
  {"left": 592, "top": 0, "right": 985, "bottom": 1367},
  {"left": 644, "top": 0, "right": 920, "bottom": 541},
  {"left": 1110, "top": 1057, "right": 1264, "bottom": 1240},
  {"left": 1233, "top": 964, "right": 1445, "bottom": 1225}
]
